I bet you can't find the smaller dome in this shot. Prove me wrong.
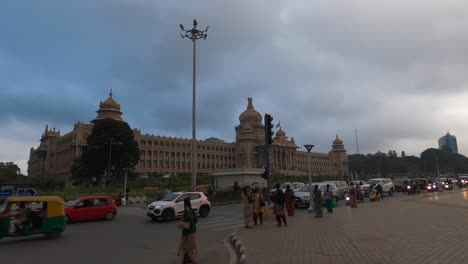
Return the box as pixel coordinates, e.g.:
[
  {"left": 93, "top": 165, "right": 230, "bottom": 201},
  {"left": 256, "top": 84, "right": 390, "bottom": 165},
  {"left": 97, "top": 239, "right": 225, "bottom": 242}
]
[
  {"left": 276, "top": 127, "right": 286, "bottom": 137},
  {"left": 333, "top": 135, "right": 343, "bottom": 145}
]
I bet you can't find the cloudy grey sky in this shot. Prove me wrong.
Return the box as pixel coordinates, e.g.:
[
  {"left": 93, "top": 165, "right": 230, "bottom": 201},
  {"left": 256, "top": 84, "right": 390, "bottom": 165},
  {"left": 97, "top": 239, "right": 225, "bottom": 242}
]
[{"left": 2, "top": 0, "right": 468, "bottom": 174}]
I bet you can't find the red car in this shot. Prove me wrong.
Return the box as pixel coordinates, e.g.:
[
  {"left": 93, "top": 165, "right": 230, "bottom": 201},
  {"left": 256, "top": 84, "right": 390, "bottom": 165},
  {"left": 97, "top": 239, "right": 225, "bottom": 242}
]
[{"left": 65, "top": 196, "right": 117, "bottom": 223}]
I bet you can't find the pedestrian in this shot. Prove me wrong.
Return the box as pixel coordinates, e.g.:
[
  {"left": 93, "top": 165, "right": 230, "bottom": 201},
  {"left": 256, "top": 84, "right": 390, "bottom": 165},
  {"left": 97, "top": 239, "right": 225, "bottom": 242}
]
[
  {"left": 164, "top": 188, "right": 172, "bottom": 198},
  {"left": 349, "top": 182, "right": 357, "bottom": 208},
  {"left": 284, "top": 185, "right": 296, "bottom": 216},
  {"left": 272, "top": 183, "right": 287, "bottom": 226},
  {"left": 177, "top": 197, "right": 199, "bottom": 264},
  {"left": 125, "top": 187, "right": 130, "bottom": 205},
  {"left": 376, "top": 184, "right": 383, "bottom": 200},
  {"left": 252, "top": 187, "right": 264, "bottom": 225},
  {"left": 313, "top": 185, "right": 323, "bottom": 218},
  {"left": 241, "top": 186, "right": 254, "bottom": 228},
  {"left": 117, "top": 192, "right": 123, "bottom": 206},
  {"left": 323, "top": 184, "right": 335, "bottom": 213}
]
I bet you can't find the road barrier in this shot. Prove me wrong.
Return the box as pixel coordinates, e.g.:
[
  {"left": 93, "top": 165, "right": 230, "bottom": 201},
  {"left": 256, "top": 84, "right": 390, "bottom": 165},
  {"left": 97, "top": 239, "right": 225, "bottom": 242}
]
[{"left": 229, "top": 232, "right": 247, "bottom": 264}]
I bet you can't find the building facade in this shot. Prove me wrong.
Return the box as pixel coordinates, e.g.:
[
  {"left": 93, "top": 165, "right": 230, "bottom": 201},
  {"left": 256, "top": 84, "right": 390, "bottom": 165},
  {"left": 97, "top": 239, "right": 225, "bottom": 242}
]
[
  {"left": 438, "top": 132, "right": 458, "bottom": 153},
  {"left": 28, "top": 92, "right": 349, "bottom": 182}
]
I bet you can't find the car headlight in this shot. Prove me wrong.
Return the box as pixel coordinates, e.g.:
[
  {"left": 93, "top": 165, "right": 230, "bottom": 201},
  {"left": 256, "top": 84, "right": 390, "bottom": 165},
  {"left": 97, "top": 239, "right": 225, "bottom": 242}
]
[
  {"left": 154, "top": 205, "right": 163, "bottom": 209},
  {"left": 427, "top": 186, "right": 432, "bottom": 189},
  {"left": 407, "top": 186, "right": 411, "bottom": 189}
]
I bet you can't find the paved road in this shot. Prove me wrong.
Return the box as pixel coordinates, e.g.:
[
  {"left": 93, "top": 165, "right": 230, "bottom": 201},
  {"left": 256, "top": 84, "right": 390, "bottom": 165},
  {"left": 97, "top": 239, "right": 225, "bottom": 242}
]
[
  {"left": 237, "top": 188, "right": 468, "bottom": 264},
  {"left": 0, "top": 203, "right": 244, "bottom": 264}
]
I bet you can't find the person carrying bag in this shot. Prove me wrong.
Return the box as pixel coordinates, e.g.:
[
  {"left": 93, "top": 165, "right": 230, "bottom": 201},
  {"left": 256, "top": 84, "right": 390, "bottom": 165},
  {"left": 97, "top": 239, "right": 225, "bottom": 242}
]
[{"left": 177, "top": 198, "right": 199, "bottom": 264}]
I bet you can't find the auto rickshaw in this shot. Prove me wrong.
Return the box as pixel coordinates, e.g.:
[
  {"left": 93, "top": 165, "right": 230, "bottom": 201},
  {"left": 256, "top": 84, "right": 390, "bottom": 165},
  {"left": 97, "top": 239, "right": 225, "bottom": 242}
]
[{"left": 0, "top": 196, "right": 65, "bottom": 239}]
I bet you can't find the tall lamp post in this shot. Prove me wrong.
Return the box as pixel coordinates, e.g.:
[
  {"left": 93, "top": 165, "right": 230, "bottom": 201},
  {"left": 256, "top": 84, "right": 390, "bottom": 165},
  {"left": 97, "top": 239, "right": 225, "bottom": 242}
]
[
  {"left": 436, "top": 157, "right": 441, "bottom": 191},
  {"left": 304, "top": 144, "right": 315, "bottom": 213},
  {"left": 180, "top": 19, "right": 209, "bottom": 192}
]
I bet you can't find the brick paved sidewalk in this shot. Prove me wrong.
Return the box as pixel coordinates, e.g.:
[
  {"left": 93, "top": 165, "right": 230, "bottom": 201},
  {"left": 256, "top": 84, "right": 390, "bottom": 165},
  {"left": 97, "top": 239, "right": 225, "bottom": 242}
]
[{"left": 237, "top": 190, "right": 468, "bottom": 264}]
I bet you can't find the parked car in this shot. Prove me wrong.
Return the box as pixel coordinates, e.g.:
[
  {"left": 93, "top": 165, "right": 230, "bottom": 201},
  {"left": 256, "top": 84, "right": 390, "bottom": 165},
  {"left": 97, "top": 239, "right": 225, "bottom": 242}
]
[
  {"left": 413, "top": 178, "right": 430, "bottom": 191},
  {"left": 349, "top": 180, "right": 366, "bottom": 186},
  {"left": 294, "top": 183, "right": 337, "bottom": 207},
  {"left": 322, "top": 181, "right": 348, "bottom": 199},
  {"left": 146, "top": 192, "right": 211, "bottom": 222},
  {"left": 362, "top": 178, "right": 394, "bottom": 196},
  {"left": 270, "top": 182, "right": 305, "bottom": 193},
  {"left": 393, "top": 178, "right": 409, "bottom": 192},
  {"left": 65, "top": 196, "right": 117, "bottom": 223}
]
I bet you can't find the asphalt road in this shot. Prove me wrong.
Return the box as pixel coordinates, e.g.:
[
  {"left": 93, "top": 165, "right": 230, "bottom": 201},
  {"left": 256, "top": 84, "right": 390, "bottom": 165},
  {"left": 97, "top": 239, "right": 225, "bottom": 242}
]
[
  {"left": 0, "top": 191, "right": 406, "bottom": 264},
  {"left": 0, "top": 203, "right": 244, "bottom": 264}
]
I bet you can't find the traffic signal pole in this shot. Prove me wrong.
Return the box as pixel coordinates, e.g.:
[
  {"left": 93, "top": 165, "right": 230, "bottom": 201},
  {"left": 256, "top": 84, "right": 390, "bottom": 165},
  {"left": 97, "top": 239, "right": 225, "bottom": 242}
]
[
  {"left": 264, "top": 114, "right": 273, "bottom": 204},
  {"left": 265, "top": 136, "right": 271, "bottom": 204}
]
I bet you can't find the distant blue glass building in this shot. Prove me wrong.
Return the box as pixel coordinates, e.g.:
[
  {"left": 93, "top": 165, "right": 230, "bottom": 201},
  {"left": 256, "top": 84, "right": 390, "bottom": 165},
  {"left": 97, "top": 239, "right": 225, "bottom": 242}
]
[{"left": 438, "top": 132, "right": 458, "bottom": 153}]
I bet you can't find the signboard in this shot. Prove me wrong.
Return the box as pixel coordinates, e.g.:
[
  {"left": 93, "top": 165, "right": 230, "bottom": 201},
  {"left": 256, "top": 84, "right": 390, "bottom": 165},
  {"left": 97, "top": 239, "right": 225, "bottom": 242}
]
[
  {"left": 0, "top": 186, "right": 14, "bottom": 199},
  {"left": 17, "top": 188, "right": 37, "bottom": 197}
]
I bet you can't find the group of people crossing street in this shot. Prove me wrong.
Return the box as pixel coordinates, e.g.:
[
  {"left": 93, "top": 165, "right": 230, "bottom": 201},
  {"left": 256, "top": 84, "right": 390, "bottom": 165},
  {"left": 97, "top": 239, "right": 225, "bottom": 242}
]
[{"left": 241, "top": 183, "right": 296, "bottom": 228}]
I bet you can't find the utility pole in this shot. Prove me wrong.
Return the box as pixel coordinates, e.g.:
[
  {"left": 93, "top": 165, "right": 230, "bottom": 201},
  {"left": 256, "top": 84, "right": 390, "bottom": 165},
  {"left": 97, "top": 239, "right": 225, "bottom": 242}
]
[
  {"left": 355, "top": 128, "right": 360, "bottom": 154},
  {"left": 180, "top": 19, "right": 209, "bottom": 192}
]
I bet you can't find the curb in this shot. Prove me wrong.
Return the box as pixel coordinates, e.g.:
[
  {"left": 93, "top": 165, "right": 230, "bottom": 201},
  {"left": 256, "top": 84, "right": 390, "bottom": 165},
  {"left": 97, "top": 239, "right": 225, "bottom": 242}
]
[
  {"left": 228, "top": 232, "right": 247, "bottom": 264},
  {"left": 223, "top": 234, "right": 237, "bottom": 264},
  {"left": 212, "top": 201, "right": 242, "bottom": 206}
]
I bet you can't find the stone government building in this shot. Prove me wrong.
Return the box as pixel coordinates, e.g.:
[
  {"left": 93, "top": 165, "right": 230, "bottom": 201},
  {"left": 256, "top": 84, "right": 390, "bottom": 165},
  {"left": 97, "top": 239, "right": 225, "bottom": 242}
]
[{"left": 28, "top": 92, "right": 349, "bottom": 185}]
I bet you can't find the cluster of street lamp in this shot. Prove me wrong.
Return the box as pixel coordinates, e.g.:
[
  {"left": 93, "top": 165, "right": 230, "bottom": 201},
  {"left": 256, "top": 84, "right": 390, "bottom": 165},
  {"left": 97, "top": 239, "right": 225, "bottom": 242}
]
[{"left": 179, "top": 19, "right": 209, "bottom": 191}]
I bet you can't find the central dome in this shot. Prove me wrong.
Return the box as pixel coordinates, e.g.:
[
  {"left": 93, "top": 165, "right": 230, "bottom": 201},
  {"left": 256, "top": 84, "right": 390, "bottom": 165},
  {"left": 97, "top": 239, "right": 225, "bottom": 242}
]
[
  {"left": 239, "top": 97, "right": 262, "bottom": 124},
  {"left": 94, "top": 89, "right": 123, "bottom": 122},
  {"left": 99, "top": 90, "right": 121, "bottom": 111}
]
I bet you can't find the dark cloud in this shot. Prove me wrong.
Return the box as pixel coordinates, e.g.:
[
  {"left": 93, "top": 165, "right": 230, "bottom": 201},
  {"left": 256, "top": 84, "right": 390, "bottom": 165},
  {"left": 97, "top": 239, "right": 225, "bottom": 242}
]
[{"left": 2, "top": 0, "right": 468, "bottom": 173}]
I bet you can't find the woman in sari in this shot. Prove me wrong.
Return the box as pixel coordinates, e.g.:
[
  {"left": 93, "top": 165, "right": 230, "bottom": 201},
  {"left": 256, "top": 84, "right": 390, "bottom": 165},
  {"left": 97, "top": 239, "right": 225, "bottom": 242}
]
[
  {"left": 241, "top": 186, "right": 254, "bottom": 228},
  {"left": 284, "top": 185, "right": 295, "bottom": 216},
  {"left": 252, "top": 187, "right": 264, "bottom": 225},
  {"left": 273, "top": 183, "right": 287, "bottom": 226},
  {"left": 313, "top": 185, "right": 323, "bottom": 218},
  {"left": 349, "top": 182, "right": 357, "bottom": 208},
  {"left": 323, "top": 184, "right": 334, "bottom": 213},
  {"left": 177, "top": 197, "right": 198, "bottom": 264}
]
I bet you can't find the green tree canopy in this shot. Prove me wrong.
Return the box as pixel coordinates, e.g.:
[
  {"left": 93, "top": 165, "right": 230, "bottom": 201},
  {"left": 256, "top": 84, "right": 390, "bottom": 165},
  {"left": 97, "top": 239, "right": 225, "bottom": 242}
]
[
  {"left": 0, "top": 161, "right": 21, "bottom": 178},
  {"left": 76, "top": 119, "right": 140, "bottom": 184}
]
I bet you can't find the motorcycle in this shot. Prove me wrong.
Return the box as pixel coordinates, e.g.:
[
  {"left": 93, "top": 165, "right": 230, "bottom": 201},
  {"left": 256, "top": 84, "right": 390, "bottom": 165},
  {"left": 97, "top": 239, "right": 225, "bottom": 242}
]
[
  {"left": 427, "top": 182, "right": 439, "bottom": 192},
  {"left": 406, "top": 184, "right": 420, "bottom": 195},
  {"left": 369, "top": 188, "right": 381, "bottom": 201}
]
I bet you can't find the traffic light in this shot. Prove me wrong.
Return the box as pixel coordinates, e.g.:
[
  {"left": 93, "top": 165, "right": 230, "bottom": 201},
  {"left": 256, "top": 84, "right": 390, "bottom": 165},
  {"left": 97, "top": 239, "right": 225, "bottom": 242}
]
[
  {"left": 265, "top": 114, "right": 274, "bottom": 145},
  {"left": 262, "top": 167, "right": 268, "bottom": 180}
]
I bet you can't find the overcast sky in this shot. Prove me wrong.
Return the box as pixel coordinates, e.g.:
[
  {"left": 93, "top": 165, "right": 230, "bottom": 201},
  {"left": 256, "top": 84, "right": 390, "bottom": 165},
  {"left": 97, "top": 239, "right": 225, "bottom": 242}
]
[{"left": 2, "top": 0, "right": 468, "bottom": 175}]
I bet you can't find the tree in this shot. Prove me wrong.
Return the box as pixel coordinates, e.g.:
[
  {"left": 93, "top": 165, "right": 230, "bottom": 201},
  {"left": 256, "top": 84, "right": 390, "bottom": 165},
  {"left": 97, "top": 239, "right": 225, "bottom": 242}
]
[
  {"left": 0, "top": 161, "right": 21, "bottom": 178},
  {"left": 70, "top": 158, "right": 89, "bottom": 184},
  {"left": 401, "top": 151, "right": 406, "bottom": 157},
  {"left": 80, "top": 119, "right": 140, "bottom": 184}
]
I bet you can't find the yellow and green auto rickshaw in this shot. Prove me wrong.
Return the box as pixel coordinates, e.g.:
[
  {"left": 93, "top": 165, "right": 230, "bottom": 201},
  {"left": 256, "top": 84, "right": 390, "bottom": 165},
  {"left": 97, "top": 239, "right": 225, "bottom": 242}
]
[{"left": 0, "top": 196, "right": 65, "bottom": 239}]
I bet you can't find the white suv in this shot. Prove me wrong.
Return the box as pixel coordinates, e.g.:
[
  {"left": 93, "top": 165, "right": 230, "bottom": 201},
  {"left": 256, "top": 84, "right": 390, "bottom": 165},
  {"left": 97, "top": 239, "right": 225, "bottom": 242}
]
[
  {"left": 362, "top": 178, "right": 395, "bottom": 196},
  {"left": 146, "top": 192, "right": 211, "bottom": 221}
]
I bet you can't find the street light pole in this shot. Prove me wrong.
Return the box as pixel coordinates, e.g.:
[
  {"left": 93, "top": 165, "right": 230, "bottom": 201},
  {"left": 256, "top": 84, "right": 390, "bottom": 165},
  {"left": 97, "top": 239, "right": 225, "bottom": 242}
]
[
  {"left": 436, "top": 157, "right": 441, "bottom": 191},
  {"left": 107, "top": 139, "right": 112, "bottom": 185},
  {"left": 304, "top": 144, "right": 315, "bottom": 213},
  {"left": 180, "top": 19, "right": 209, "bottom": 192}
]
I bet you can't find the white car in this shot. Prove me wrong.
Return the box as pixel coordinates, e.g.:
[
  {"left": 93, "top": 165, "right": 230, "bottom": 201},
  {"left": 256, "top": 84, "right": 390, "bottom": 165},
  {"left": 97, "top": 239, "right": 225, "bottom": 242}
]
[
  {"left": 294, "top": 183, "right": 337, "bottom": 207},
  {"left": 270, "top": 182, "right": 305, "bottom": 193},
  {"left": 361, "top": 178, "right": 394, "bottom": 196},
  {"left": 146, "top": 192, "right": 211, "bottom": 221}
]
